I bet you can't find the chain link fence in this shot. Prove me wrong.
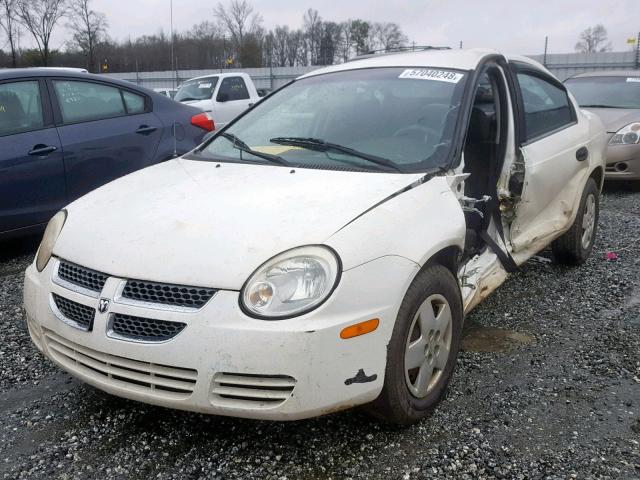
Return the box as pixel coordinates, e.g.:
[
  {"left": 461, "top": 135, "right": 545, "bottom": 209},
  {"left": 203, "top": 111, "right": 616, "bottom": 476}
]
[{"left": 102, "top": 50, "right": 640, "bottom": 91}]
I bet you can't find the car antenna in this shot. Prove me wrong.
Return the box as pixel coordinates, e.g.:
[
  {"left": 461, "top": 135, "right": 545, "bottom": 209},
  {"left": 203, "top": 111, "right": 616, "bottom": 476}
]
[{"left": 172, "top": 122, "right": 178, "bottom": 158}]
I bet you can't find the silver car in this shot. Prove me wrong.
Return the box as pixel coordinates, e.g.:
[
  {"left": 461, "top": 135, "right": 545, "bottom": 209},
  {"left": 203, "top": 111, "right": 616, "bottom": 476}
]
[{"left": 565, "top": 70, "right": 640, "bottom": 181}]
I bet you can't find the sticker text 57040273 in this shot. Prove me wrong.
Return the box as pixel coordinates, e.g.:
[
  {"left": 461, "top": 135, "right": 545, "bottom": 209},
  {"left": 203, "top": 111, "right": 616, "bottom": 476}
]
[{"left": 399, "top": 69, "right": 464, "bottom": 83}]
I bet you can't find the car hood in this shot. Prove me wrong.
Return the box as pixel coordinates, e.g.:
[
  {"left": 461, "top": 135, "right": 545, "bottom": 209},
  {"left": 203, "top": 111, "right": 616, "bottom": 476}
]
[
  {"left": 54, "top": 159, "right": 424, "bottom": 290},
  {"left": 581, "top": 107, "right": 640, "bottom": 133}
]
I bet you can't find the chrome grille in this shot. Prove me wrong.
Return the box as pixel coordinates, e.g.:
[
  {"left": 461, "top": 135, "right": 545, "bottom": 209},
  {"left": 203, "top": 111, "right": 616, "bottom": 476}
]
[
  {"left": 52, "top": 293, "right": 95, "bottom": 330},
  {"left": 211, "top": 373, "right": 296, "bottom": 408},
  {"left": 110, "top": 313, "right": 186, "bottom": 342},
  {"left": 58, "top": 260, "right": 108, "bottom": 293},
  {"left": 121, "top": 280, "right": 216, "bottom": 308},
  {"left": 43, "top": 329, "right": 197, "bottom": 399}
]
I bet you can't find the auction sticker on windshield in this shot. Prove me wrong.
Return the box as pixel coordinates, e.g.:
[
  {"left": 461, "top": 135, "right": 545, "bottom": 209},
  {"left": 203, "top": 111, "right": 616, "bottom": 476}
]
[{"left": 399, "top": 69, "right": 464, "bottom": 83}]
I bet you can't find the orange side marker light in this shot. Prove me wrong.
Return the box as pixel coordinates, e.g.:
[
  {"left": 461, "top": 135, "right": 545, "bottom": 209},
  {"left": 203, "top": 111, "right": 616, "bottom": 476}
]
[{"left": 340, "top": 318, "right": 380, "bottom": 339}]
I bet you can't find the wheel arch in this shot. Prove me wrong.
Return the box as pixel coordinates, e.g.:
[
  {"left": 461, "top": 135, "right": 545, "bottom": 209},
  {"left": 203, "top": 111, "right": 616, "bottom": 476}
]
[{"left": 589, "top": 166, "right": 604, "bottom": 191}]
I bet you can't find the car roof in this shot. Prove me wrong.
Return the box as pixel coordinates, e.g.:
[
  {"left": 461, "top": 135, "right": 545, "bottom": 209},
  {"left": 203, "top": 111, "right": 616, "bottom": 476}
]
[
  {"left": 0, "top": 67, "right": 94, "bottom": 79},
  {"left": 567, "top": 70, "right": 640, "bottom": 79},
  {"left": 299, "top": 48, "right": 549, "bottom": 79},
  {"left": 187, "top": 72, "right": 249, "bottom": 82},
  {"left": 0, "top": 68, "right": 158, "bottom": 93}
]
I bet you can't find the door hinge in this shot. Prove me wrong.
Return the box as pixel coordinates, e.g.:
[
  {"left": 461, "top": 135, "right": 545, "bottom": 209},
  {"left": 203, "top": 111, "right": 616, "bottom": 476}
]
[{"left": 459, "top": 195, "right": 491, "bottom": 218}]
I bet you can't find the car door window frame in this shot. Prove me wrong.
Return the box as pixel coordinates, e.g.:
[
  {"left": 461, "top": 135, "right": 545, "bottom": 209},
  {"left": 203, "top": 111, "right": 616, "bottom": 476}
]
[
  {"left": 216, "top": 76, "right": 250, "bottom": 102},
  {"left": 509, "top": 61, "right": 577, "bottom": 146},
  {"left": 47, "top": 77, "right": 152, "bottom": 126},
  {"left": 0, "top": 78, "right": 54, "bottom": 137}
]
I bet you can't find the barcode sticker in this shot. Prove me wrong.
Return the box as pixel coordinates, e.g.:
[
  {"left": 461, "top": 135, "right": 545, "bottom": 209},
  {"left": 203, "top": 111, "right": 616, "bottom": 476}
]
[
  {"left": 626, "top": 78, "right": 640, "bottom": 83},
  {"left": 399, "top": 69, "right": 464, "bottom": 83}
]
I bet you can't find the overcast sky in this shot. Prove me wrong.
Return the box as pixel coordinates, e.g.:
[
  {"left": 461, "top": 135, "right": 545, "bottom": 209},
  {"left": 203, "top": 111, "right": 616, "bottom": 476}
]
[{"left": 46, "top": 0, "right": 639, "bottom": 55}]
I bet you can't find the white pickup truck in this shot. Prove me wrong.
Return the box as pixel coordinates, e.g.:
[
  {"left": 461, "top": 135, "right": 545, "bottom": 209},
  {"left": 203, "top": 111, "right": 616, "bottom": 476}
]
[{"left": 174, "top": 72, "right": 260, "bottom": 130}]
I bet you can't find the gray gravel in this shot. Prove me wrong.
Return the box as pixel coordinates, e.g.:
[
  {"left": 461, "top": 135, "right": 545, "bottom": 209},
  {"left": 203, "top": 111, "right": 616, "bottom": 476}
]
[{"left": 1, "top": 185, "right": 639, "bottom": 480}]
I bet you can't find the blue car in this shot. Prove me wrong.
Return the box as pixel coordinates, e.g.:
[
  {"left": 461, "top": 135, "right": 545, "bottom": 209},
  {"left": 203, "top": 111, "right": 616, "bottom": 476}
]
[{"left": 0, "top": 68, "right": 212, "bottom": 240}]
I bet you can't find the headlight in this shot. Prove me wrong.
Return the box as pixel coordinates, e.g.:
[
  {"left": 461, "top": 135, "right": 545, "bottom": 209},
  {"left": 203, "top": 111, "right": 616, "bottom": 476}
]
[
  {"left": 241, "top": 245, "right": 341, "bottom": 319},
  {"left": 609, "top": 122, "right": 640, "bottom": 145},
  {"left": 36, "top": 210, "right": 67, "bottom": 272}
]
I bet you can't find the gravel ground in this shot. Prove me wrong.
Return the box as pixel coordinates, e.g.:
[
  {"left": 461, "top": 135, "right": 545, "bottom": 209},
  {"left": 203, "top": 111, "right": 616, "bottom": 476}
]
[{"left": 1, "top": 185, "right": 639, "bottom": 480}]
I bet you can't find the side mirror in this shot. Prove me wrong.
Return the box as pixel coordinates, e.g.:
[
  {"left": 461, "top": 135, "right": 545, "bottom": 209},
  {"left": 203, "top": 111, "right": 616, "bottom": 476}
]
[{"left": 217, "top": 93, "right": 229, "bottom": 102}]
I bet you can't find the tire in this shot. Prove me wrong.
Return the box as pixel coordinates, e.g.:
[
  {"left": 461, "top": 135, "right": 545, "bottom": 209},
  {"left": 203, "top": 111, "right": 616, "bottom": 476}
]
[
  {"left": 552, "top": 178, "right": 599, "bottom": 265},
  {"left": 367, "top": 264, "right": 463, "bottom": 425}
]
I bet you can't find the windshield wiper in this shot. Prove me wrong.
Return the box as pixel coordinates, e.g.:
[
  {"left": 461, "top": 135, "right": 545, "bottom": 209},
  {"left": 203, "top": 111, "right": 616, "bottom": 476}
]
[
  {"left": 269, "top": 137, "right": 405, "bottom": 173},
  {"left": 220, "top": 132, "right": 290, "bottom": 166},
  {"left": 580, "top": 104, "right": 625, "bottom": 109}
]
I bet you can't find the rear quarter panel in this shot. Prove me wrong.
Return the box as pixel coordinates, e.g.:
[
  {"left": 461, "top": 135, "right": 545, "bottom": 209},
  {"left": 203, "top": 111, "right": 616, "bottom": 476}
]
[{"left": 151, "top": 95, "right": 206, "bottom": 161}]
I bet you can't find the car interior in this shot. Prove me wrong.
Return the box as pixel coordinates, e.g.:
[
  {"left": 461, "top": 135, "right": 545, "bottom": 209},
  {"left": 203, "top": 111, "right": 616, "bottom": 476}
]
[
  {"left": 0, "top": 90, "right": 42, "bottom": 135},
  {"left": 461, "top": 68, "right": 507, "bottom": 260}
]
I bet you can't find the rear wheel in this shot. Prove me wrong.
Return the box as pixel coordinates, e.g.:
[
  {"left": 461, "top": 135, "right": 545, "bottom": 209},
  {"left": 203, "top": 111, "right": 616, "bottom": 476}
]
[
  {"left": 552, "top": 178, "right": 599, "bottom": 265},
  {"left": 368, "top": 264, "right": 463, "bottom": 425}
]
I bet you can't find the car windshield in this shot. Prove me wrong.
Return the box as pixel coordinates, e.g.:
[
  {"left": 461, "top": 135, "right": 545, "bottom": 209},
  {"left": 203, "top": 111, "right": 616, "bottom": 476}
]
[
  {"left": 175, "top": 77, "right": 218, "bottom": 102},
  {"left": 191, "top": 67, "right": 468, "bottom": 173},
  {"left": 565, "top": 76, "right": 640, "bottom": 109}
]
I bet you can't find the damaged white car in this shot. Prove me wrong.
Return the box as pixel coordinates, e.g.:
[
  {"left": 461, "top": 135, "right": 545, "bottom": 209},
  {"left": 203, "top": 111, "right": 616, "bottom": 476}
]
[{"left": 24, "top": 49, "right": 606, "bottom": 425}]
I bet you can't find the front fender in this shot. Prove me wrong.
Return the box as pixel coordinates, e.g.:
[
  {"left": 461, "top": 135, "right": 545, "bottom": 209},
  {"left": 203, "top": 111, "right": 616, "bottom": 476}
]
[{"left": 326, "top": 176, "right": 465, "bottom": 271}]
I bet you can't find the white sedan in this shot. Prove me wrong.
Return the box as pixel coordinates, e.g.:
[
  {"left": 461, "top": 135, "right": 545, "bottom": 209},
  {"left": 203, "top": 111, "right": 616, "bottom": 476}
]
[{"left": 24, "top": 49, "right": 606, "bottom": 424}]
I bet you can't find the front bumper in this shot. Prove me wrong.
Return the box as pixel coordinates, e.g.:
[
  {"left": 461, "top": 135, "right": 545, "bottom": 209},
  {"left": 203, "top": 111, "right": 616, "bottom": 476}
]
[
  {"left": 605, "top": 141, "right": 640, "bottom": 180},
  {"left": 24, "top": 256, "right": 418, "bottom": 420}
]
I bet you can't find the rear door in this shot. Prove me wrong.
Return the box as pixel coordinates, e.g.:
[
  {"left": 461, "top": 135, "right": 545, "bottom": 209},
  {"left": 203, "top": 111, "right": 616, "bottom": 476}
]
[
  {"left": 0, "top": 78, "right": 66, "bottom": 234},
  {"left": 213, "top": 76, "right": 253, "bottom": 128},
  {"left": 49, "top": 78, "right": 162, "bottom": 200},
  {"left": 508, "top": 63, "right": 589, "bottom": 254}
]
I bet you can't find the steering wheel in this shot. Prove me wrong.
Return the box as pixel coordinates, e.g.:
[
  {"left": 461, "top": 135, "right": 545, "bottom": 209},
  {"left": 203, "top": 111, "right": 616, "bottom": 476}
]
[{"left": 392, "top": 124, "right": 440, "bottom": 145}]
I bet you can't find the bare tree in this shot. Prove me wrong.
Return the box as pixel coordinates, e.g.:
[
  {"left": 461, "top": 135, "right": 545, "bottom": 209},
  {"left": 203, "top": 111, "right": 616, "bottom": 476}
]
[
  {"left": 303, "top": 8, "right": 322, "bottom": 65},
  {"left": 15, "top": 0, "right": 66, "bottom": 65},
  {"left": 339, "top": 20, "right": 354, "bottom": 62},
  {"left": 66, "top": 0, "right": 107, "bottom": 72},
  {"left": 271, "top": 25, "right": 289, "bottom": 67},
  {"left": 349, "top": 19, "right": 370, "bottom": 56},
  {"left": 214, "top": 0, "right": 262, "bottom": 65},
  {"left": 575, "top": 24, "right": 612, "bottom": 53},
  {"left": 372, "top": 22, "right": 406, "bottom": 51},
  {"left": 0, "top": 0, "right": 20, "bottom": 66},
  {"left": 318, "top": 21, "right": 341, "bottom": 65},
  {"left": 285, "top": 29, "right": 303, "bottom": 67}
]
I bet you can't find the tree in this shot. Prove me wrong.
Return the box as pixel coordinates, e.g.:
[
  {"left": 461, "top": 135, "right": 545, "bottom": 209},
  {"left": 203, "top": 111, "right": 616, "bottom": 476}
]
[
  {"left": 339, "top": 20, "right": 354, "bottom": 62},
  {"left": 575, "top": 24, "right": 612, "bottom": 53},
  {"left": 303, "top": 8, "right": 322, "bottom": 65},
  {"left": 271, "top": 25, "right": 289, "bottom": 67},
  {"left": 318, "top": 21, "right": 341, "bottom": 65},
  {"left": 66, "top": 0, "right": 107, "bottom": 72},
  {"left": 285, "top": 29, "right": 303, "bottom": 67},
  {"left": 372, "top": 22, "right": 406, "bottom": 51},
  {"left": 16, "top": 0, "right": 67, "bottom": 66},
  {"left": 214, "top": 0, "right": 262, "bottom": 66},
  {"left": 349, "top": 19, "right": 370, "bottom": 56},
  {"left": 0, "top": 0, "right": 20, "bottom": 67}
]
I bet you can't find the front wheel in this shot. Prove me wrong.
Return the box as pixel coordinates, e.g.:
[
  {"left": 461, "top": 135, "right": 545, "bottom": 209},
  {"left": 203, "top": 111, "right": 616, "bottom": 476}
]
[
  {"left": 367, "top": 264, "right": 463, "bottom": 425},
  {"left": 552, "top": 178, "right": 600, "bottom": 265}
]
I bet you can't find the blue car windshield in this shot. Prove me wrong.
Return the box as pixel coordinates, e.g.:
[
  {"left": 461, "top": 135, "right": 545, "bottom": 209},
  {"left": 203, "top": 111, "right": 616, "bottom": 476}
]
[{"left": 193, "top": 67, "right": 468, "bottom": 173}]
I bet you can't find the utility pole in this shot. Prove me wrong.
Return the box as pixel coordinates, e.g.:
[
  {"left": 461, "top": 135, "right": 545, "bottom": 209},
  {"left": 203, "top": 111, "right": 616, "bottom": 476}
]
[
  {"left": 543, "top": 36, "right": 548, "bottom": 67},
  {"left": 635, "top": 31, "right": 640, "bottom": 70},
  {"left": 459, "top": 41, "right": 463, "bottom": 49},
  {"left": 170, "top": 0, "right": 175, "bottom": 89}
]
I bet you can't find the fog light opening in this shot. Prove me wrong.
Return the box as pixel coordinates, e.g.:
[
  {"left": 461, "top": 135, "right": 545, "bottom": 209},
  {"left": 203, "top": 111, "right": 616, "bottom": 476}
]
[{"left": 615, "top": 162, "right": 628, "bottom": 172}]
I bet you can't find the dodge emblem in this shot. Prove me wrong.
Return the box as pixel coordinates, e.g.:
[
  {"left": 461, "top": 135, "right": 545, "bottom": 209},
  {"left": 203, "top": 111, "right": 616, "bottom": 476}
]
[{"left": 98, "top": 298, "right": 110, "bottom": 313}]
